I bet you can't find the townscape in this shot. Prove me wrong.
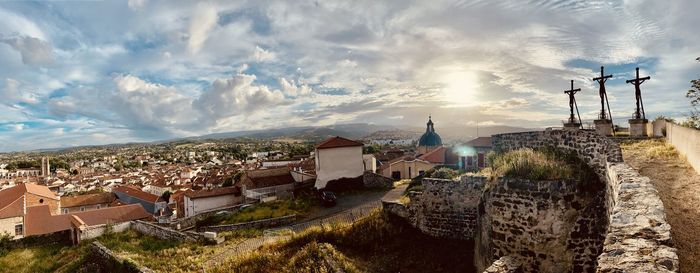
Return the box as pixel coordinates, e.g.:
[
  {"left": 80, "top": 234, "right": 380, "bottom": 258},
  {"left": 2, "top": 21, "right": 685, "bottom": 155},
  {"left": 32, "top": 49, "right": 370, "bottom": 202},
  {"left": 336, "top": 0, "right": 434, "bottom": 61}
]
[{"left": 1, "top": 1, "right": 700, "bottom": 273}]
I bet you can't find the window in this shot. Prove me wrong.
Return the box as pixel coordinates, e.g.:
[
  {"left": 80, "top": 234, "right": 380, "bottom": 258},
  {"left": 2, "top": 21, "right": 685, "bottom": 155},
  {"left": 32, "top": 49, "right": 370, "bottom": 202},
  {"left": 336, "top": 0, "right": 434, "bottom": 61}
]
[
  {"left": 96, "top": 204, "right": 101, "bottom": 209},
  {"left": 466, "top": 156, "right": 473, "bottom": 166},
  {"left": 62, "top": 208, "right": 68, "bottom": 214},
  {"left": 80, "top": 207, "right": 85, "bottom": 212},
  {"left": 15, "top": 224, "right": 23, "bottom": 236},
  {"left": 39, "top": 198, "right": 44, "bottom": 204}
]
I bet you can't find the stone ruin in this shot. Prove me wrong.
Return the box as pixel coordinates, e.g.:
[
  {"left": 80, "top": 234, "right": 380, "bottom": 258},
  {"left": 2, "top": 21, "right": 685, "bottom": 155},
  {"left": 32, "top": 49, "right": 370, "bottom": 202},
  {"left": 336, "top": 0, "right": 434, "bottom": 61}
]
[{"left": 383, "top": 130, "right": 678, "bottom": 273}]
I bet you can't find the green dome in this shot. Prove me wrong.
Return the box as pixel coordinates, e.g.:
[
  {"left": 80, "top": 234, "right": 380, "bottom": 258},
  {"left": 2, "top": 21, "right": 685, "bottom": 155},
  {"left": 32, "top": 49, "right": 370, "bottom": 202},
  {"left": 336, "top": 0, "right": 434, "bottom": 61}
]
[{"left": 418, "top": 116, "right": 442, "bottom": 147}]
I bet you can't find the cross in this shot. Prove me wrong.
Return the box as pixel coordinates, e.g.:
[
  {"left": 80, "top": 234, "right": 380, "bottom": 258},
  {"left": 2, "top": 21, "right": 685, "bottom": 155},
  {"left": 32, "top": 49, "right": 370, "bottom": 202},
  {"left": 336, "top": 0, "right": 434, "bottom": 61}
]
[
  {"left": 626, "top": 67, "right": 650, "bottom": 119},
  {"left": 592, "top": 66, "right": 613, "bottom": 120},
  {"left": 564, "top": 80, "right": 582, "bottom": 126}
]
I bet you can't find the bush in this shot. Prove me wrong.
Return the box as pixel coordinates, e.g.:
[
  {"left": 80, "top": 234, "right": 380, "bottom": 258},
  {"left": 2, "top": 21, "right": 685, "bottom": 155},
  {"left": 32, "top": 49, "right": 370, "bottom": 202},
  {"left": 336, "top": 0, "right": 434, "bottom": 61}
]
[
  {"left": 0, "top": 233, "right": 12, "bottom": 257},
  {"left": 487, "top": 147, "right": 596, "bottom": 181}
]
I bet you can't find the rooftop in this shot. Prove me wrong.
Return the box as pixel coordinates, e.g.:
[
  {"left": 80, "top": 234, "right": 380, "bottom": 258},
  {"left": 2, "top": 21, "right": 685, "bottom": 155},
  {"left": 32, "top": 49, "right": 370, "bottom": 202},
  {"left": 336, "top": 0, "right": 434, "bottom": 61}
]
[{"left": 316, "top": 136, "right": 364, "bottom": 150}]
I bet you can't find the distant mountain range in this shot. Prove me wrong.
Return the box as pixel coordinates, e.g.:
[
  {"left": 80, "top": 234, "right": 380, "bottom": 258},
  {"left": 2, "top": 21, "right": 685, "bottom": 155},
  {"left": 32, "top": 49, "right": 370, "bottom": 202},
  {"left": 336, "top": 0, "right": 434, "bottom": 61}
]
[
  {"left": 192, "top": 123, "right": 538, "bottom": 143},
  {"left": 2, "top": 123, "right": 539, "bottom": 154}
]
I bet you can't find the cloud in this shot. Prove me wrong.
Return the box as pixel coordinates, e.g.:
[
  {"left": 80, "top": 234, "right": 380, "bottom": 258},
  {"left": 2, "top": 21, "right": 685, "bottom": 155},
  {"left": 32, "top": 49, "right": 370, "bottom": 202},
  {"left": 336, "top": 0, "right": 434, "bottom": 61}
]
[
  {"left": 0, "top": 36, "right": 53, "bottom": 66},
  {"left": 187, "top": 4, "right": 219, "bottom": 54},
  {"left": 279, "top": 77, "right": 312, "bottom": 96},
  {"left": 128, "top": 0, "right": 147, "bottom": 9},
  {"left": 253, "top": 46, "right": 276, "bottom": 62},
  {"left": 194, "top": 73, "right": 285, "bottom": 123}
]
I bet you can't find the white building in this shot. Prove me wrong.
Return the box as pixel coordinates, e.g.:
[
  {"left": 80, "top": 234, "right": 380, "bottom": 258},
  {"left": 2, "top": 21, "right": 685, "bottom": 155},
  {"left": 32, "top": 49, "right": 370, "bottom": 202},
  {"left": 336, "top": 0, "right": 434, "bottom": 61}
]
[
  {"left": 314, "top": 136, "right": 368, "bottom": 189},
  {"left": 182, "top": 187, "right": 241, "bottom": 218}
]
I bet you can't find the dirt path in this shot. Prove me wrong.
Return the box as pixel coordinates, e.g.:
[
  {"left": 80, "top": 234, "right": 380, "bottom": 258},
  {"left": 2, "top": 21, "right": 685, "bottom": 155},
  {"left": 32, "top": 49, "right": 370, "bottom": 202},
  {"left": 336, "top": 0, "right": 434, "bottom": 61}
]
[{"left": 621, "top": 140, "right": 700, "bottom": 273}]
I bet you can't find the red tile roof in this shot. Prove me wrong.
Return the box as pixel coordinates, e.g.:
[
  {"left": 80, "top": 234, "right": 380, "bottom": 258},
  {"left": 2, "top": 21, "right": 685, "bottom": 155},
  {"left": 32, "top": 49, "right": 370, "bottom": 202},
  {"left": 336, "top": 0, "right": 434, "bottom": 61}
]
[
  {"left": 418, "top": 146, "right": 448, "bottom": 164},
  {"left": 184, "top": 187, "right": 239, "bottom": 199},
  {"left": 24, "top": 204, "right": 150, "bottom": 236},
  {"left": 241, "top": 167, "right": 295, "bottom": 189},
  {"left": 0, "top": 183, "right": 60, "bottom": 219},
  {"left": 464, "top": 137, "right": 492, "bottom": 148},
  {"left": 0, "top": 196, "right": 24, "bottom": 218},
  {"left": 112, "top": 186, "right": 161, "bottom": 203},
  {"left": 61, "top": 192, "right": 116, "bottom": 208},
  {"left": 315, "top": 136, "right": 363, "bottom": 149}
]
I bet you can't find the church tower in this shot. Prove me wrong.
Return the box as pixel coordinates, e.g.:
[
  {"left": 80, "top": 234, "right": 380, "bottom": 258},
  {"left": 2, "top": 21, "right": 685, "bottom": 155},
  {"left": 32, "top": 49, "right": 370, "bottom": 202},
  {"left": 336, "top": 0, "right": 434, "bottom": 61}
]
[{"left": 417, "top": 116, "right": 443, "bottom": 154}]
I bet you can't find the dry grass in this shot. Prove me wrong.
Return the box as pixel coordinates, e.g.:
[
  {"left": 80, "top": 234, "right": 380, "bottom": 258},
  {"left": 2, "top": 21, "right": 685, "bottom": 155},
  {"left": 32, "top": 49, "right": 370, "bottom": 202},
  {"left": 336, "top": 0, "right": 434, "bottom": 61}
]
[
  {"left": 620, "top": 139, "right": 679, "bottom": 159},
  {"left": 484, "top": 148, "right": 593, "bottom": 181},
  {"left": 212, "top": 211, "right": 476, "bottom": 273}
]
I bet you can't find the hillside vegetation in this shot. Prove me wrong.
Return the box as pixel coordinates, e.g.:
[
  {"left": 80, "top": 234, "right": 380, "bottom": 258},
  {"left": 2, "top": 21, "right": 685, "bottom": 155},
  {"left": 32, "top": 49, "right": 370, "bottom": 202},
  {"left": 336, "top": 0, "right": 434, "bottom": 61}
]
[
  {"left": 481, "top": 147, "right": 596, "bottom": 181},
  {"left": 211, "top": 211, "right": 476, "bottom": 273}
]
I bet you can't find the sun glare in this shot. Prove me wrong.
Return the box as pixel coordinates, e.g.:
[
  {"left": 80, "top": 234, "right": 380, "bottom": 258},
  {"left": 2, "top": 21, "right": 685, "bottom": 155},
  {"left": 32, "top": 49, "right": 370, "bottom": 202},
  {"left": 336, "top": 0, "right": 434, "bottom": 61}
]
[{"left": 441, "top": 69, "right": 480, "bottom": 106}]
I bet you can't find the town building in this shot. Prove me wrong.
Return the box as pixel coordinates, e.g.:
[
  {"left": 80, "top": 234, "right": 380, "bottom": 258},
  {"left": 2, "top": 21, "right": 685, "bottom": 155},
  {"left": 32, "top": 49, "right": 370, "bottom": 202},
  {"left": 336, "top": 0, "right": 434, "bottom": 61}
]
[
  {"left": 460, "top": 137, "right": 493, "bottom": 171},
  {"left": 181, "top": 187, "right": 241, "bottom": 218},
  {"left": 239, "top": 167, "right": 296, "bottom": 202},
  {"left": 60, "top": 192, "right": 117, "bottom": 214},
  {"left": 112, "top": 186, "right": 170, "bottom": 219},
  {"left": 314, "top": 136, "right": 367, "bottom": 189}
]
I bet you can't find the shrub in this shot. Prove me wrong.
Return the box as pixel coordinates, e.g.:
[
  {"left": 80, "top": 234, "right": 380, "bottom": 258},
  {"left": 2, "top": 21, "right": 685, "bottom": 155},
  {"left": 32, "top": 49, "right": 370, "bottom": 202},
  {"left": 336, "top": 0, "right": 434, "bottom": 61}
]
[
  {"left": 0, "top": 233, "right": 12, "bottom": 257},
  {"left": 487, "top": 147, "right": 595, "bottom": 181}
]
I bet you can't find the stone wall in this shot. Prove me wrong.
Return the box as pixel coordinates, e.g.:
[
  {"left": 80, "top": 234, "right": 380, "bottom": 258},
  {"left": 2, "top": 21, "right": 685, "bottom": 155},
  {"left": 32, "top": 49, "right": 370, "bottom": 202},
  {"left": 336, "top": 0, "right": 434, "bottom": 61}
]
[
  {"left": 169, "top": 203, "right": 247, "bottom": 230},
  {"left": 491, "top": 129, "right": 623, "bottom": 180},
  {"left": 596, "top": 162, "right": 678, "bottom": 273},
  {"left": 132, "top": 220, "right": 205, "bottom": 243},
  {"left": 362, "top": 171, "right": 394, "bottom": 188},
  {"left": 198, "top": 214, "right": 297, "bottom": 233},
  {"left": 80, "top": 241, "right": 154, "bottom": 273},
  {"left": 81, "top": 221, "right": 131, "bottom": 241},
  {"left": 387, "top": 176, "right": 485, "bottom": 239},
  {"left": 476, "top": 178, "right": 606, "bottom": 273},
  {"left": 483, "top": 256, "right": 522, "bottom": 273},
  {"left": 666, "top": 122, "right": 700, "bottom": 175},
  {"left": 384, "top": 129, "right": 678, "bottom": 273}
]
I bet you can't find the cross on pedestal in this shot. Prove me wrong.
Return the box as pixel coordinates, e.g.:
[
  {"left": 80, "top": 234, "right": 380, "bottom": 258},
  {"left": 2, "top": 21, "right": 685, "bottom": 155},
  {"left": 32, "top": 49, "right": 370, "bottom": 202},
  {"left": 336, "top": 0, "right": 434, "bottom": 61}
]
[
  {"left": 592, "top": 66, "right": 613, "bottom": 120},
  {"left": 564, "top": 80, "right": 582, "bottom": 126},
  {"left": 626, "top": 67, "right": 650, "bottom": 119}
]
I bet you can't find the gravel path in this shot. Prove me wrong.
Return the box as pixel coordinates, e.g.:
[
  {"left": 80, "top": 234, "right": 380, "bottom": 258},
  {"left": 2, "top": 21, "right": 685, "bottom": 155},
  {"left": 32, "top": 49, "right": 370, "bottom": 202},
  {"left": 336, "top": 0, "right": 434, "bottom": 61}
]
[{"left": 622, "top": 141, "right": 700, "bottom": 272}]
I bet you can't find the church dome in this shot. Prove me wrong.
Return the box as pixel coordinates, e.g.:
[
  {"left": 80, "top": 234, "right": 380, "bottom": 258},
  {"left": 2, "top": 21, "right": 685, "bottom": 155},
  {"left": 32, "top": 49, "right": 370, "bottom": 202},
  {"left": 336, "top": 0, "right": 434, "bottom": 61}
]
[{"left": 418, "top": 116, "right": 442, "bottom": 147}]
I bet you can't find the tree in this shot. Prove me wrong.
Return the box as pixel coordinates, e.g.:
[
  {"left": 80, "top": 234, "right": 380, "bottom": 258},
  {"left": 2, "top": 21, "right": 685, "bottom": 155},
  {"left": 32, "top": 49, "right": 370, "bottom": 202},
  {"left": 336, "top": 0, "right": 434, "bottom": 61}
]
[
  {"left": 685, "top": 57, "right": 700, "bottom": 129},
  {"left": 161, "top": 191, "right": 172, "bottom": 203}
]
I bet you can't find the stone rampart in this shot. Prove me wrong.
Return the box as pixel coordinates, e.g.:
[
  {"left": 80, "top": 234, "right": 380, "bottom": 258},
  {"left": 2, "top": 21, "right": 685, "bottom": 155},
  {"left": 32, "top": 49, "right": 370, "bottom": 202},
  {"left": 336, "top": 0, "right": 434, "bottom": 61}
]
[
  {"left": 198, "top": 215, "right": 297, "bottom": 233},
  {"left": 81, "top": 241, "right": 154, "bottom": 273},
  {"left": 132, "top": 220, "right": 207, "bottom": 243}
]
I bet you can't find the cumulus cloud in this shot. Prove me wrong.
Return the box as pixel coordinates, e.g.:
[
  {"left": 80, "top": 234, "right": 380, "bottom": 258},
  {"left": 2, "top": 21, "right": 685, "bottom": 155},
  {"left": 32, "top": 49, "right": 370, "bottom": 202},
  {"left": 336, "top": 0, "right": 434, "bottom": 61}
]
[
  {"left": 253, "top": 46, "right": 277, "bottom": 62},
  {"left": 187, "top": 4, "right": 218, "bottom": 54},
  {"left": 194, "top": 73, "right": 285, "bottom": 122},
  {"left": 127, "top": 0, "right": 147, "bottom": 9},
  {"left": 0, "top": 36, "right": 53, "bottom": 66},
  {"left": 279, "top": 77, "right": 312, "bottom": 96}
]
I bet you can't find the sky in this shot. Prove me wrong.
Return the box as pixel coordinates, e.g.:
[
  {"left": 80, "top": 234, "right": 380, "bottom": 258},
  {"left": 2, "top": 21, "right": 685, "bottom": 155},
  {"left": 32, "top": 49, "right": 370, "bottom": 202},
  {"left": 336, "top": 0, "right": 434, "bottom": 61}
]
[{"left": 0, "top": 0, "right": 698, "bottom": 152}]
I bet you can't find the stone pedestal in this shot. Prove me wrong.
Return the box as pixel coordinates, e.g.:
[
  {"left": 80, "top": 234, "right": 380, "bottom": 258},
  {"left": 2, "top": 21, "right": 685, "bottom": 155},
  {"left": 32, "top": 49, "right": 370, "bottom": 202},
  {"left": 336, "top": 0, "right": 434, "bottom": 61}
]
[
  {"left": 563, "top": 122, "right": 581, "bottom": 130},
  {"left": 628, "top": 119, "right": 649, "bottom": 137},
  {"left": 594, "top": 119, "right": 613, "bottom": 136}
]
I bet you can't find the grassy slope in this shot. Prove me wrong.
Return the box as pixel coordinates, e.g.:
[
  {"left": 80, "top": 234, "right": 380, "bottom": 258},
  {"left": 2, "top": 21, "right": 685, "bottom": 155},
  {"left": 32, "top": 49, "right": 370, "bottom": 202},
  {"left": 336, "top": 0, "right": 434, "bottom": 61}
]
[
  {"left": 481, "top": 147, "right": 596, "bottom": 181},
  {"left": 212, "top": 211, "right": 476, "bottom": 273}
]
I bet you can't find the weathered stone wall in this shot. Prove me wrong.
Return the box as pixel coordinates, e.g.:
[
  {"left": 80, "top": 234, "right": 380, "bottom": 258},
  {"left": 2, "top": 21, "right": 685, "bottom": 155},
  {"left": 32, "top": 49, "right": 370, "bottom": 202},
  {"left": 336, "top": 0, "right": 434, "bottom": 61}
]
[
  {"left": 81, "top": 221, "right": 132, "bottom": 241},
  {"left": 132, "top": 220, "right": 206, "bottom": 243},
  {"left": 169, "top": 203, "right": 247, "bottom": 230},
  {"left": 492, "top": 129, "right": 623, "bottom": 180},
  {"left": 476, "top": 178, "right": 607, "bottom": 273},
  {"left": 362, "top": 171, "right": 394, "bottom": 188},
  {"left": 79, "top": 241, "right": 154, "bottom": 273},
  {"left": 596, "top": 162, "right": 678, "bottom": 273},
  {"left": 492, "top": 130, "right": 678, "bottom": 273},
  {"left": 400, "top": 176, "right": 485, "bottom": 239},
  {"left": 483, "top": 256, "right": 523, "bottom": 273},
  {"left": 198, "top": 214, "right": 297, "bottom": 233}
]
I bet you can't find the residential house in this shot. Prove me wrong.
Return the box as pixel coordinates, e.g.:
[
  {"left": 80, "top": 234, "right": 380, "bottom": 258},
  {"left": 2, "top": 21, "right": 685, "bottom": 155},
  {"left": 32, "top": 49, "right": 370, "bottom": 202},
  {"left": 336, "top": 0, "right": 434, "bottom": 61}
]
[
  {"left": 238, "top": 167, "right": 296, "bottom": 202},
  {"left": 60, "top": 192, "right": 117, "bottom": 214},
  {"left": 314, "top": 136, "right": 369, "bottom": 189},
  {"left": 0, "top": 183, "right": 61, "bottom": 239},
  {"left": 380, "top": 146, "right": 459, "bottom": 180},
  {"left": 112, "top": 186, "right": 170, "bottom": 218},
  {"left": 181, "top": 187, "right": 241, "bottom": 218},
  {"left": 460, "top": 137, "right": 493, "bottom": 171}
]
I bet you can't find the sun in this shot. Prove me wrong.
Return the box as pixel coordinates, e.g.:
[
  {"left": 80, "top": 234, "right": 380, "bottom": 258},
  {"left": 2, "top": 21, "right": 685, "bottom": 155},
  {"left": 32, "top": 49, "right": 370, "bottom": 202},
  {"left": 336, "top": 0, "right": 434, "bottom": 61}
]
[{"left": 441, "top": 69, "right": 480, "bottom": 107}]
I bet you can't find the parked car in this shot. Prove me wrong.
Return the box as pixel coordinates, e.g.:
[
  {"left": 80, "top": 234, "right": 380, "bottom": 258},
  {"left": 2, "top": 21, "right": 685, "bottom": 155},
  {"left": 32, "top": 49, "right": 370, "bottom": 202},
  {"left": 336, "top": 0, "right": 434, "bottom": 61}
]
[{"left": 319, "top": 191, "right": 337, "bottom": 206}]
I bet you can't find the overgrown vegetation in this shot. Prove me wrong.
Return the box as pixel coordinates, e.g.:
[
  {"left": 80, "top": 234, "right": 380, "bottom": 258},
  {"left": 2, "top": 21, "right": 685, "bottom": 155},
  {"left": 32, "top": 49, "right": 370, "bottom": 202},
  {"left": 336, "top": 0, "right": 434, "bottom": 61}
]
[
  {"left": 0, "top": 240, "right": 89, "bottom": 273},
  {"left": 480, "top": 147, "right": 596, "bottom": 181},
  {"left": 211, "top": 211, "right": 476, "bottom": 273},
  {"left": 620, "top": 139, "right": 679, "bottom": 159},
  {"left": 198, "top": 198, "right": 314, "bottom": 227}
]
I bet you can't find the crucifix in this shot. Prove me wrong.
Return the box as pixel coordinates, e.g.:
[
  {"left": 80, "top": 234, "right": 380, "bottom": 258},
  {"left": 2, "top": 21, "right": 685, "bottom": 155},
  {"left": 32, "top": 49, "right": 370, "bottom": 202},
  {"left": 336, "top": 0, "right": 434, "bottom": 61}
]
[
  {"left": 592, "top": 66, "right": 613, "bottom": 120},
  {"left": 564, "top": 80, "right": 582, "bottom": 127},
  {"left": 626, "top": 67, "right": 650, "bottom": 119}
]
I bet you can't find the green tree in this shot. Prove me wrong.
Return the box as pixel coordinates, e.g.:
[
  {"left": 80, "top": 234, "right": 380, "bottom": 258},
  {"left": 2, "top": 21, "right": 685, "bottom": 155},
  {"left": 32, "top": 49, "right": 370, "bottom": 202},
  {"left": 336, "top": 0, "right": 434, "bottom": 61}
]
[{"left": 685, "top": 57, "right": 700, "bottom": 128}]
